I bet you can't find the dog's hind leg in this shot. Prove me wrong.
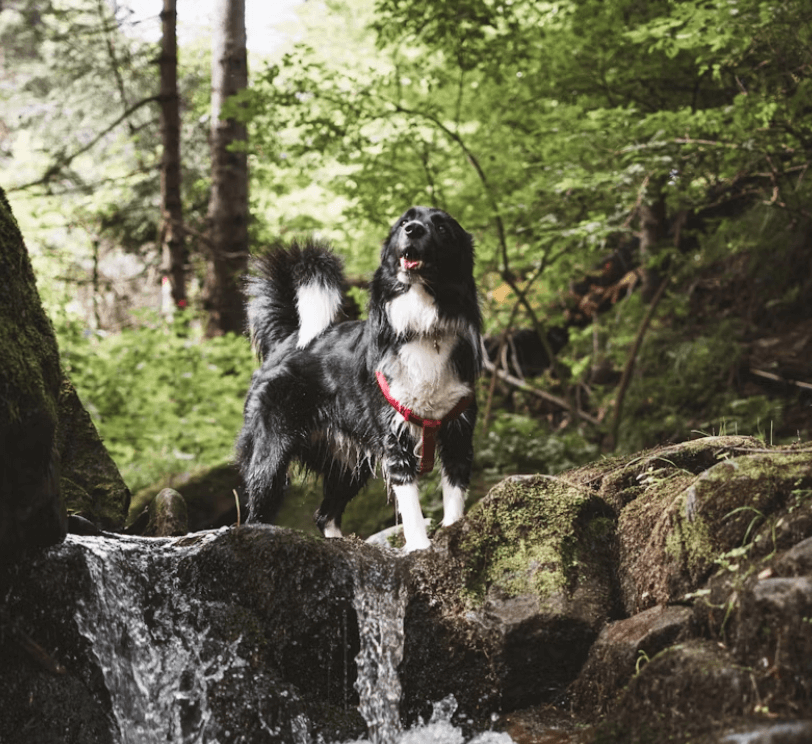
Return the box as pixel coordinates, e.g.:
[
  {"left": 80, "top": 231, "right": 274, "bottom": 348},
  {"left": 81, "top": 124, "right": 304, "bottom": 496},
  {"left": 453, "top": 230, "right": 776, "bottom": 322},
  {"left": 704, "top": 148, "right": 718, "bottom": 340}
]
[
  {"left": 314, "top": 462, "right": 372, "bottom": 538},
  {"left": 240, "top": 418, "right": 292, "bottom": 523},
  {"left": 237, "top": 368, "right": 306, "bottom": 524},
  {"left": 246, "top": 462, "right": 290, "bottom": 524}
]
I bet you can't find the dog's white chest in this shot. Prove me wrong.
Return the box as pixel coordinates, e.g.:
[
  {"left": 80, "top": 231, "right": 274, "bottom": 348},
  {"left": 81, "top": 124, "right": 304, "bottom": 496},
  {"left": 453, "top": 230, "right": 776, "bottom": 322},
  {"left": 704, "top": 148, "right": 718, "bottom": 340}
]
[
  {"left": 383, "top": 336, "right": 471, "bottom": 420},
  {"left": 382, "top": 283, "right": 472, "bottom": 420},
  {"left": 386, "top": 284, "right": 439, "bottom": 337}
]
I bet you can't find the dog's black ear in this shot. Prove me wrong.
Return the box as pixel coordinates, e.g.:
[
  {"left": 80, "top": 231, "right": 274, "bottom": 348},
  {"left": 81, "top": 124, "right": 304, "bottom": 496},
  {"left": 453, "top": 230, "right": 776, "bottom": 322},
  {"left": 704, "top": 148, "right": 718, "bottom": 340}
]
[
  {"left": 439, "top": 224, "right": 475, "bottom": 278},
  {"left": 367, "top": 264, "right": 390, "bottom": 326}
]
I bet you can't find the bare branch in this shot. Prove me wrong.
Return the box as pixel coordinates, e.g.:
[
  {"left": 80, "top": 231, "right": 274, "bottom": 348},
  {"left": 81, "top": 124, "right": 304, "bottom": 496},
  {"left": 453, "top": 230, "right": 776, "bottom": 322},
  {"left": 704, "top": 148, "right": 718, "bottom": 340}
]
[{"left": 8, "top": 96, "right": 161, "bottom": 193}]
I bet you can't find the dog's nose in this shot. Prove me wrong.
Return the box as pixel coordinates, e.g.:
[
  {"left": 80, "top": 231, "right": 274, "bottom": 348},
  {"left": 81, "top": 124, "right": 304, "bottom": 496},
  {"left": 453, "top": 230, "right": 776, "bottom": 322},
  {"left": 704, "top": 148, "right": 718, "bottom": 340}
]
[{"left": 403, "top": 221, "right": 426, "bottom": 239}]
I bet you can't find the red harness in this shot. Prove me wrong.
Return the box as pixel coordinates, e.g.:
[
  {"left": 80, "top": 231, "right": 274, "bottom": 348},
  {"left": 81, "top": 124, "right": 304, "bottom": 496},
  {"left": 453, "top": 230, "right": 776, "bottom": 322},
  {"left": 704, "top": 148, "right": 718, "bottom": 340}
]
[{"left": 375, "top": 370, "right": 474, "bottom": 474}]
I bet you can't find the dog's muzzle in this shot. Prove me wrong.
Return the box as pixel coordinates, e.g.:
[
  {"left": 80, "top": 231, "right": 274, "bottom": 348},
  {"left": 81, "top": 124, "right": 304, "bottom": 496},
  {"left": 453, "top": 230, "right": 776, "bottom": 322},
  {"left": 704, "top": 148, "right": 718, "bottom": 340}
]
[{"left": 398, "top": 221, "right": 428, "bottom": 272}]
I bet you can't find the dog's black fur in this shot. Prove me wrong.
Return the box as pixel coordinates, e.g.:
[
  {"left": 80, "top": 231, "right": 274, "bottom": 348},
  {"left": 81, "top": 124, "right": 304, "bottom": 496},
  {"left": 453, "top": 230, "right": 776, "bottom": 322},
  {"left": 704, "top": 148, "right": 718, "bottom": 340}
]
[{"left": 236, "top": 206, "right": 481, "bottom": 550}]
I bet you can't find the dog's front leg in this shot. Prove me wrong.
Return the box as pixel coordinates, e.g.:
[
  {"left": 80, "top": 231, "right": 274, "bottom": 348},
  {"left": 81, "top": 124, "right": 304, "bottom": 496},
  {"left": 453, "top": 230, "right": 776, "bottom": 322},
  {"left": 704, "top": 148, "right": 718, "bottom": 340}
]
[
  {"left": 440, "top": 472, "right": 466, "bottom": 526},
  {"left": 392, "top": 482, "right": 431, "bottom": 551},
  {"left": 438, "top": 408, "right": 476, "bottom": 527},
  {"left": 385, "top": 430, "right": 431, "bottom": 551}
]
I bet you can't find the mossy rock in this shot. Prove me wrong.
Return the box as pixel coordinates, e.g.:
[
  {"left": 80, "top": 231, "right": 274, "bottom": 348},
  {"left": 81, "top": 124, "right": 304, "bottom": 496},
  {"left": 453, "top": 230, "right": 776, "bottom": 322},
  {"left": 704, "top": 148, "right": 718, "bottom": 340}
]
[
  {"left": 415, "top": 472, "right": 619, "bottom": 711},
  {"left": 594, "top": 435, "right": 764, "bottom": 510},
  {"left": 0, "top": 188, "right": 65, "bottom": 566},
  {"left": 617, "top": 447, "right": 812, "bottom": 614},
  {"left": 129, "top": 463, "right": 243, "bottom": 532},
  {"left": 57, "top": 379, "right": 130, "bottom": 530},
  {"left": 456, "top": 474, "right": 616, "bottom": 611},
  {"left": 144, "top": 488, "right": 189, "bottom": 537},
  {"left": 593, "top": 640, "right": 755, "bottom": 744},
  {"left": 130, "top": 463, "right": 396, "bottom": 538}
]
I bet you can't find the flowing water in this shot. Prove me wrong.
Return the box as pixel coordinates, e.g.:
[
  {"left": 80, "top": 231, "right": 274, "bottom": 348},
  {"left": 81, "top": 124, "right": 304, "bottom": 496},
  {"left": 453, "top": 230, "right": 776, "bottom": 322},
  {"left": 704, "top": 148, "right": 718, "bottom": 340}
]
[
  {"left": 351, "top": 560, "right": 408, "bottom": 744},
  {"left": 71, "top": 531, "right": 244, "bottom": 743},
  {"left": 58, "top": 532, "right": 513, "bottom": 744}
]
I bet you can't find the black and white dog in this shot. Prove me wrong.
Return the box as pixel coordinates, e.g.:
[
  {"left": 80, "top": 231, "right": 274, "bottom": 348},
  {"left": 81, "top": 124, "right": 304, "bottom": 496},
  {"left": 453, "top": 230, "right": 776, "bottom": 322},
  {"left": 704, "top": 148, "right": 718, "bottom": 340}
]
[{"left": 237, "top": 206, "right": 481, "bottom": 551}]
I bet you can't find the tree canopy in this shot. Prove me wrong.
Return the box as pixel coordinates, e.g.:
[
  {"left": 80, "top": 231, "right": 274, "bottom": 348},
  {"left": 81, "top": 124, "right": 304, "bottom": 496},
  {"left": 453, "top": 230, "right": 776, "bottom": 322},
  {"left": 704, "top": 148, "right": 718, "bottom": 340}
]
[{"left": 241, "top": 0, "right": 812, "bottom": 291}]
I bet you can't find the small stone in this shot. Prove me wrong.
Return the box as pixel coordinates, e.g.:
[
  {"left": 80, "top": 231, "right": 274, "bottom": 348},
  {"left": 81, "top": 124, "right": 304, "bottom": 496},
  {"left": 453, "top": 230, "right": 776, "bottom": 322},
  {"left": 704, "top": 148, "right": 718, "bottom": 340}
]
[{"left": 145, "top": 488, "right": 189, "bottom": 537}]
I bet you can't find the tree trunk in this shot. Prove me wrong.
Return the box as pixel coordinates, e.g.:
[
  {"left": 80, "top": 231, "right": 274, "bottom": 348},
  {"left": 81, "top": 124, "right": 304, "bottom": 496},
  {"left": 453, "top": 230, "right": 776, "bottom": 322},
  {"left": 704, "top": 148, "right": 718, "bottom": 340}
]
[
  {"left": 159, "top": 0, "right": 187, "bottom": 311},
  {"left": 204, "top": 0, "right": 249, "bottom": 337},
  {"left": 638, "top": 190, "right": 667, "bottom": 303}
]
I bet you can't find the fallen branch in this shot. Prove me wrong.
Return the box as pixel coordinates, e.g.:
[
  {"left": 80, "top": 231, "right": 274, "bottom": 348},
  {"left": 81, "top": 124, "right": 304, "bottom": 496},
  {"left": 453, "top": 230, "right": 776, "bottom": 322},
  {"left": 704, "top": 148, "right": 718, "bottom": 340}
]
[
  {"left": 750, "top": 368, "right": 812, "bottom": 392},
  {"left": 481, "top": 354, "right": 600, "bottom": 427}
]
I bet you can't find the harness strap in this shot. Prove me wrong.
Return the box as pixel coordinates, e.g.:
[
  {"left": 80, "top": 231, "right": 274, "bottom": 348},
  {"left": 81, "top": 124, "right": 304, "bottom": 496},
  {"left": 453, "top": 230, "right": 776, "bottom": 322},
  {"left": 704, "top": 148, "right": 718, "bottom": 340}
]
[{"left": 375, "top": 370, "right": 473, "bottom": 474}]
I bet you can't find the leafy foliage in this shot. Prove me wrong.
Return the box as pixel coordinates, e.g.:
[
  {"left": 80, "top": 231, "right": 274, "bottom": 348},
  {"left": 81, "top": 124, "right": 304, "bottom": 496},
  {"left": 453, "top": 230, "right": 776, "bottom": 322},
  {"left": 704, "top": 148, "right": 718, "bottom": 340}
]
[
  {"left": 56, "top": 312, "right": 255, "bottom": 492},
  {"left": 239, "top": 0, "right": 812, "bottom": 293},
  {"left": 476, "top": 413, "right": 599, "bottom": 484},
  {"left": 2, "top": 1, "right": 213, "bottom": 320}
]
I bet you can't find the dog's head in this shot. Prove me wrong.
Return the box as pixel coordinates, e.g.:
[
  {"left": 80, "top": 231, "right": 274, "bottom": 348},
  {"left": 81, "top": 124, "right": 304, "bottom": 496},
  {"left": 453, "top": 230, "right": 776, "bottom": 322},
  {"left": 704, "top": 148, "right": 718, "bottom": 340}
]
[{"left": 383, "top": 206, "right": 473, "bottom": 285}]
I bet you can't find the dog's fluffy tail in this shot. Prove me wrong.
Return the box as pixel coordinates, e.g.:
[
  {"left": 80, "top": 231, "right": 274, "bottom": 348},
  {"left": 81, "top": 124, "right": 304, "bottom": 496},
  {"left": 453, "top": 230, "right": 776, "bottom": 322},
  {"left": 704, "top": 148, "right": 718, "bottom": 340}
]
[{"left": 246, "top": 239, "right": 345, "bottom": 359}]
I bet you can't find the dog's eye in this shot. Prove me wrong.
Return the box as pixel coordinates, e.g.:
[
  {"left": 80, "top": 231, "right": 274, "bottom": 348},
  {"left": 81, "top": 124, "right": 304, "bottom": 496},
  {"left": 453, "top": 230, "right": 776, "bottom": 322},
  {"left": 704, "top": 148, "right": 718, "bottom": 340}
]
[{"left": 437, "top": 223, "right": 448, "bottom": 235}]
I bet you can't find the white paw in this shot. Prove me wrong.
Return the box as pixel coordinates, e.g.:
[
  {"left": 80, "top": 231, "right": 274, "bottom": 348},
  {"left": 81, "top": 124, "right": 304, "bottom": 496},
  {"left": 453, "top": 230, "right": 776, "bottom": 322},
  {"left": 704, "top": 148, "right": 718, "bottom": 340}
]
[{"left": 403, "top": 535, "right": 432, "bottom": 553}]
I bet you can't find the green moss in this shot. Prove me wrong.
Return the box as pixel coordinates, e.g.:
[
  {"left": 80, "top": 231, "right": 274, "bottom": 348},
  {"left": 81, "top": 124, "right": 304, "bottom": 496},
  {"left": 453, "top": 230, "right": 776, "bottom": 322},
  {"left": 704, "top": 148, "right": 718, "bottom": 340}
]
[
  {"left": 458, "top": 475, "right": 614, "bottom": 605},
  {"left": 665, "top": 506, "right": 715, "bottom": 571},
  {"left": 0, "top": 190, "right": 62, "bottom": 428},
  {"left": 0, "top": 188, "right": 67, "bottom": 560}
]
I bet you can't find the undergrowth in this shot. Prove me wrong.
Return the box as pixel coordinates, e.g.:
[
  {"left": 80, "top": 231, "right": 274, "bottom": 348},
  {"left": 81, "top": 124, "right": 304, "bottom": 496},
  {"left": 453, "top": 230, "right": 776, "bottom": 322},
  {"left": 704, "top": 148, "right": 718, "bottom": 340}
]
[{"left": 56, "top": 311, "right": 255, "bottom": 493}]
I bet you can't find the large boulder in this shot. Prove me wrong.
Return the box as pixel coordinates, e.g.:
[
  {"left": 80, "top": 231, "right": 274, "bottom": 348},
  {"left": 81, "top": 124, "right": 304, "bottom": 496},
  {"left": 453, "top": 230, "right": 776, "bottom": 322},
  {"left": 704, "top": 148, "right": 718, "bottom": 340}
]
[
  {"left": 402, "top": 472, "right": 618, "bottom": 718},
  {"left": 0, "top": 188, "right": 130, "bottom": 576},
  {"left": 0, "top": 189, "right": 65, "bottom": 568}
]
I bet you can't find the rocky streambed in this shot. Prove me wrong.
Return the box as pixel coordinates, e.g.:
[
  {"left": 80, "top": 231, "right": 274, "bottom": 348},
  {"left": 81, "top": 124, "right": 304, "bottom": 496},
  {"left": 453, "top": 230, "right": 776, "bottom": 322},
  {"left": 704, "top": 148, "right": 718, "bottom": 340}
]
[{"left": 3, "top": 435, "right": 812, "bottom": 744}]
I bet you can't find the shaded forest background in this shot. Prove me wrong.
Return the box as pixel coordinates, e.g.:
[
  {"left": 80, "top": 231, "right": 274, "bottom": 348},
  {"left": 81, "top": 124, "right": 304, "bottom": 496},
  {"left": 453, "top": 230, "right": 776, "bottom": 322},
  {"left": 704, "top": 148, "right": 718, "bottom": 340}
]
[{"left": 2, "top": 0, "right": 811, "bottom": 533}]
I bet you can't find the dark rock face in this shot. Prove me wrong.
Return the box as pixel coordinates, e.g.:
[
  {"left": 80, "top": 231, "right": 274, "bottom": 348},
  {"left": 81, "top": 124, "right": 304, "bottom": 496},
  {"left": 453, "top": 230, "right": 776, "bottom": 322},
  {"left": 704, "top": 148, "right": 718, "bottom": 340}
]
[
  {"left": 0, "top": 189, "right": 131, "bottom": 576},
  {"left": 1, "top": 529, "right": 372, "bottom": 743},
  {"left": 0, "top": 188, "right": 65, "bottom": 569},
  {"left": 57, "top": 379, "right": 131, "bottom": 530},
  {"left": 0, "top": 537, "right": 113, "bottom": 743},
  {"left": 570, "top": 603, "right": 695, "bottom": 717}
]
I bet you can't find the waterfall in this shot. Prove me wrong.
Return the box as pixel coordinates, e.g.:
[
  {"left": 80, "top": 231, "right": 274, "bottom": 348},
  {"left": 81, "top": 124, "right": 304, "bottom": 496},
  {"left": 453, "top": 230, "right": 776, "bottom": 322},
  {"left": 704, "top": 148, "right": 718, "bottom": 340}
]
[
  {"left": 351, "top": 555, "right": 408, "bottom": 744},
  {"left": 71, "top": 531, "right": 256, "bottom": 743},
  {"left": 60, "top": 532, "right": 513, "bottom": 744}
]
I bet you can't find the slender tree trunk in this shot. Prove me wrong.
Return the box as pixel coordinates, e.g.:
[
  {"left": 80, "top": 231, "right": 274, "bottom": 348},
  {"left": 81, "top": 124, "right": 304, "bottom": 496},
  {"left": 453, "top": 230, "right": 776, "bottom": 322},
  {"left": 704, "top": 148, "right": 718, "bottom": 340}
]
[
  {"left": 638, "top": 189, "right": 667, "bottom": 302},
  {"left": 159, "top": 0, "right": 187, "bottom": 310},
  {"left": 204, "top": 0, "right": 249, "bottom": 336}
]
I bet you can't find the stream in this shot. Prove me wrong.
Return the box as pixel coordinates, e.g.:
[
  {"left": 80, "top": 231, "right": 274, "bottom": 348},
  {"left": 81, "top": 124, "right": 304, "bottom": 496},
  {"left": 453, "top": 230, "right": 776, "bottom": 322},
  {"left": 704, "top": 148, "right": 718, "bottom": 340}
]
[{"left": 56, "top": 532, "right": 514, "bottom": 744}]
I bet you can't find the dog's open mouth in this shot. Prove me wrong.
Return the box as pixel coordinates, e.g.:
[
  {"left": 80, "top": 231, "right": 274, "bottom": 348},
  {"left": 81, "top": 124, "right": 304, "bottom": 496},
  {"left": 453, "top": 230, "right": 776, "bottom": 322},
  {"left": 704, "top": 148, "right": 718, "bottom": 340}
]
[{"left": 400, "top": 257, "right": 424, "bottom": 272}]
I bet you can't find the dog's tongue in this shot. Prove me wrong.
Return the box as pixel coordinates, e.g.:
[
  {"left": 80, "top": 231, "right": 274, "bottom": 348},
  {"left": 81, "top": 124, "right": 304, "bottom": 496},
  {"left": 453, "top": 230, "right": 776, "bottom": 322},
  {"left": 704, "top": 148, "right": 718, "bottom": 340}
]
[{"left": 401, "top": 257, "right": 422, "bottom": 271}]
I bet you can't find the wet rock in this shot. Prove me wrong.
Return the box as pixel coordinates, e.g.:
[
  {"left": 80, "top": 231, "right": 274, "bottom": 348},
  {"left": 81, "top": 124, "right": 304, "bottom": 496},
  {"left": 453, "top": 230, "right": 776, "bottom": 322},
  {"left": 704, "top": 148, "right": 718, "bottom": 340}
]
[
  {"left": 4, "top": 436, "right": 812, "bottom": 744},
  {"left": 570, "top": 603, "right": 694, "bottom": 717},
  {"left": 0, "top": 537, "right": 112, "bottom": 743},
  {"left": 1, "top": 529, "right": 375, "bottom": 743},
  {"left": 720, "top": 720, "right": 812, "bottom": 743},
  {"left": 145, "top": 488, "right": 189, "bottom": 536}
]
